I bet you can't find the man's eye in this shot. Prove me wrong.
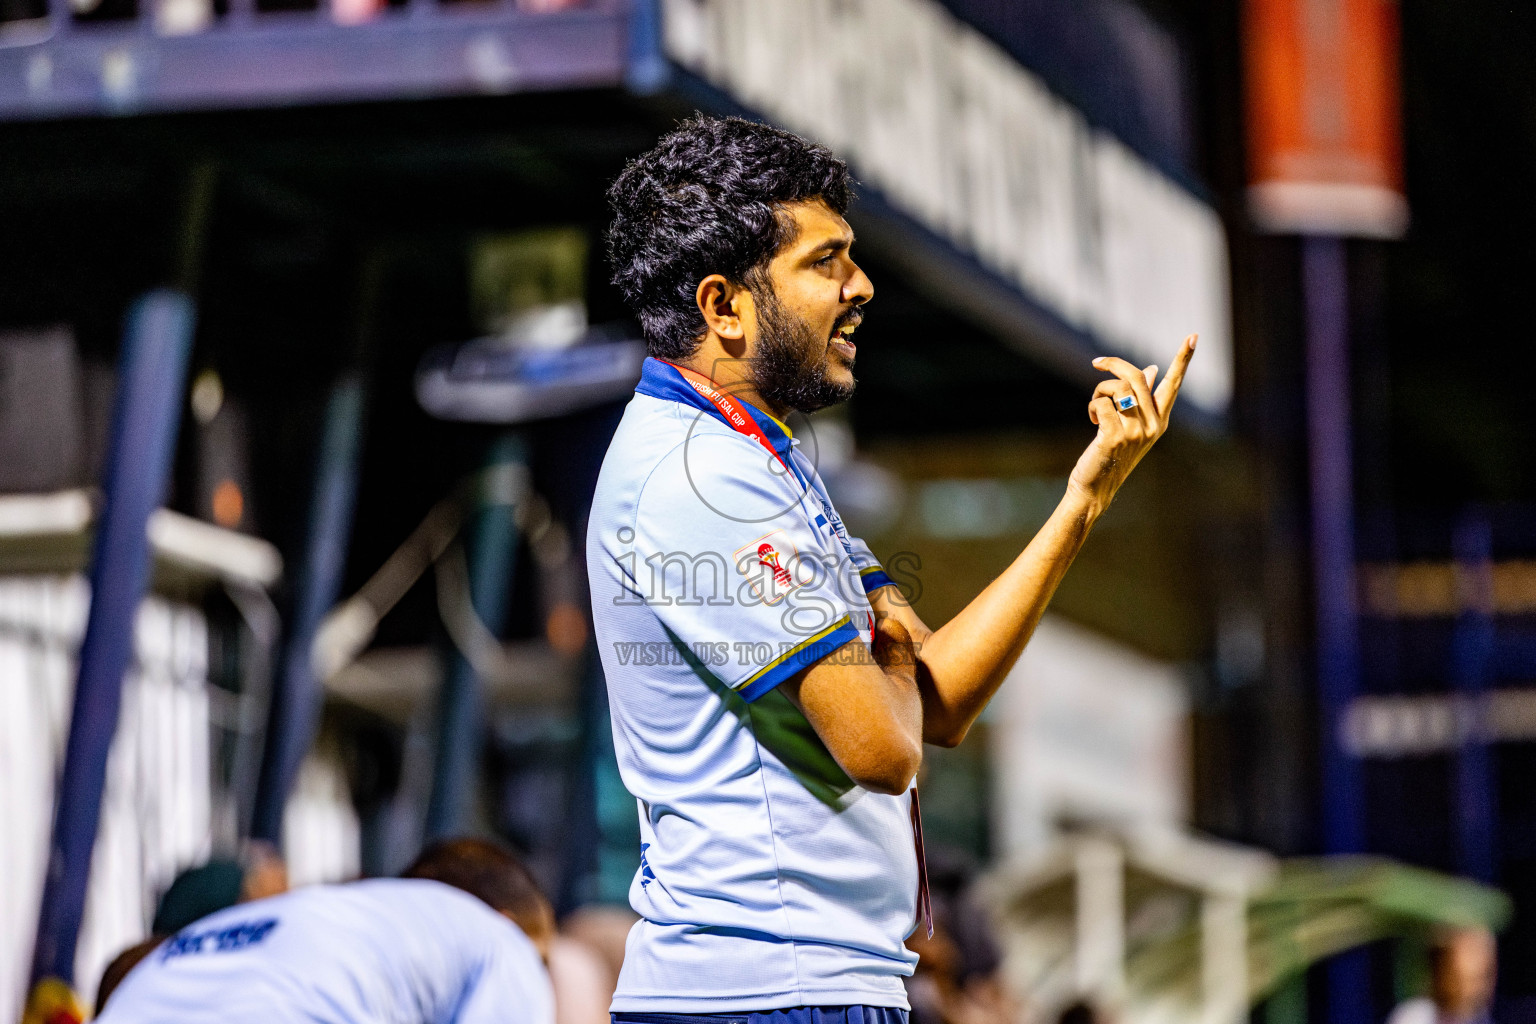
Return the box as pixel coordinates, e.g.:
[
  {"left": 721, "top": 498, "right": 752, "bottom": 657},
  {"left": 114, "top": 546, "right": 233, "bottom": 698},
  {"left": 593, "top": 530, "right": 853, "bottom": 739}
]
[{"left": 815, "top": 254, "right": 836, "bottom": 266}]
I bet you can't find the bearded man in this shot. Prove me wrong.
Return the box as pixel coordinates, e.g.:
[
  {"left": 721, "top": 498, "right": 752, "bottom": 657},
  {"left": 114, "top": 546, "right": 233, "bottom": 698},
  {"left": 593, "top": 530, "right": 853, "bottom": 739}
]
[{"left": 588, "top": 114, "right": 1195, "bottom": 1020}]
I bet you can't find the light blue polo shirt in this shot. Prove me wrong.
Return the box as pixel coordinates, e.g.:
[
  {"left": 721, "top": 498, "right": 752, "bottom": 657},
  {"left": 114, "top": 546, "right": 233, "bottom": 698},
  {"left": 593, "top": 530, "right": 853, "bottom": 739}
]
[
  {"left": 98, "top": 879, "right": 552, "bottom": 1024},
  {"left": 586, "top": 357, "right": 919, "bottom": 1012}
]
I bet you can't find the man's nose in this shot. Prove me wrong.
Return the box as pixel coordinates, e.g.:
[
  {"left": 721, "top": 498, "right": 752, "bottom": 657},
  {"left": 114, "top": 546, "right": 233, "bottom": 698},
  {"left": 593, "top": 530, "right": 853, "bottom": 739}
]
[{"left": 843, "top": 262, "right": 874, "bottom": 306}]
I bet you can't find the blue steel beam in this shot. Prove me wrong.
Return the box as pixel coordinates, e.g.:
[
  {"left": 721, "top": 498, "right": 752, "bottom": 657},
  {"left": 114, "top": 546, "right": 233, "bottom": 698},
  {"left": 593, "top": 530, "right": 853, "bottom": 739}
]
[
  {"left": 1451, "top": 512, "right": 1497, "bottom": 883},
  {"left": 1302, "top": 235, "right": 1371, "bottom": 1024},
  {"left": 623, "top": 0, "right": 665, "bottom": 94},
  {"left": 424, "top": 432, "right": 525, "bottom": 841},
  {"left": 1305, "top": 237, "right": 1365, "bottom": 857},
  {"left": 30, "top": 290, "right": 196, "bottom": 987},
  {"left": 0, "top": 2, "right": 628, "bottom": 123},
  {"left": 251, "top": 371, "right": 367, "bottom": 844}
]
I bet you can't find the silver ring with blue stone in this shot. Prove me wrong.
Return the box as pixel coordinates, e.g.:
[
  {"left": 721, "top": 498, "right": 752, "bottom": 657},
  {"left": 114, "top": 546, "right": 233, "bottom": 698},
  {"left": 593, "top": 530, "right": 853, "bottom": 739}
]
[{"left": 1116, "top": 394, "right": 1138, "bottom": 413}]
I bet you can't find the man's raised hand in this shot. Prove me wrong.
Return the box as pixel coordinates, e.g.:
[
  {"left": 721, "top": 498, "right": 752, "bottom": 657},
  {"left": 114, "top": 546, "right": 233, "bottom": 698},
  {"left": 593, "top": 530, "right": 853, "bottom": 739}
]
[{"left": 1066, "top": 334, "right": 1197, "bottom": 513}]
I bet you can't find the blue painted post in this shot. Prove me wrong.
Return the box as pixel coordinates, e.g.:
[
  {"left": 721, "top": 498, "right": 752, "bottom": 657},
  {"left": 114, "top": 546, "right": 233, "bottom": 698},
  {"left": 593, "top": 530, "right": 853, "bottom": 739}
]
[
  {"left": 424, "top": 433, "right": 525, "bottom": 841},
  {"left": 1306, "top": 236, "right": 1365, "bottom": 855},
  {"left": 1452, "top": 511, "right": 1497, "bottom": 883},
  {"left": 251, "top": 372, "right": 368, "bottom": 844},
  {"left": 1302, "top": 236, "right": 1371, "bottom": 1024},
  {"left": 29, "top": 290, "right": 196, "bottom": 987},
  {"left": 624, "top": 0, "right": 668, "bottom": 94}
]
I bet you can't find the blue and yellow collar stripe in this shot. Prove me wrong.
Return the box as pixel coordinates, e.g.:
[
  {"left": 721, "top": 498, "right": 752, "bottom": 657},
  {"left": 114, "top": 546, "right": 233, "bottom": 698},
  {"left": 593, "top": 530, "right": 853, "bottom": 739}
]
[{"left": 636, "top": 357, "right": 795, "bottom": 466}]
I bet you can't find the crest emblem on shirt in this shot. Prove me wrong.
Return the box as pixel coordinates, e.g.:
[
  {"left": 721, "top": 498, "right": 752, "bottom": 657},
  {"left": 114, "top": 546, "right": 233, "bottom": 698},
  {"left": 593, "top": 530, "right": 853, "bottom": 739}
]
[{"left": 734, "top": 530, "right": 804, "bottom": 605}]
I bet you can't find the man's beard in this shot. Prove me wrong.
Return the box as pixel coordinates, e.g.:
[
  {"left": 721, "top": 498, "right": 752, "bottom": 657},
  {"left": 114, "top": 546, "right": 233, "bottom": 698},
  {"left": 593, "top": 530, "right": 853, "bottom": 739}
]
[{"left": 749, "top": 288, "right": 857, "bottom": 414}]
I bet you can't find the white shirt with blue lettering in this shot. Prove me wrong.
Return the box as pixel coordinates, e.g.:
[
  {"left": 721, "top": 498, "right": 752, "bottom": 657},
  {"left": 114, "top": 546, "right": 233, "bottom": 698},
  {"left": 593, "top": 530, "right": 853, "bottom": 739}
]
[
  {"left": 586, "top": 358, "right": 919, "bottom": 1012},
  {"left": 99, "top": 879, "right": 553, "bottom": 1024}
]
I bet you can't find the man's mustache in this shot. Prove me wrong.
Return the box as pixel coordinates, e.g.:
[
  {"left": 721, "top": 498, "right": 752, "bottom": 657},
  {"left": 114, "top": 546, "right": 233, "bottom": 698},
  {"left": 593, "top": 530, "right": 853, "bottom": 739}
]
[{"left": 833, "top": 309, "right": 865, "bottom": 333}]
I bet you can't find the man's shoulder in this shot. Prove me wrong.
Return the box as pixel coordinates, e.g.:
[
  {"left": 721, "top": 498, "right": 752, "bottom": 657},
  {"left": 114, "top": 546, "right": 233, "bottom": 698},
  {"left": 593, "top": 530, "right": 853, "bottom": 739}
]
[
  {"left": 597, "top": 395, "right": 707, "bottom": 495},
  {"left": 187, "top": 878, "right": 503, "bottom": 937},
  {"left": 343, "top": 880, "right": 543, "bottom": 980},
  {"left": 602, "top": 398, "right": 800, "bottom": 517},
  {"left": 345, "top": 877, "right": 511, "bottom": 925}
]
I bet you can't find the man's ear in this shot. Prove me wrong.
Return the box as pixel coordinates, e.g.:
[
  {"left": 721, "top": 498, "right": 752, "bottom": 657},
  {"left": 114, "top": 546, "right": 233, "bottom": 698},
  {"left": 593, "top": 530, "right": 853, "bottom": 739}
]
[{"left": 696, "top": 274, "right": 748, "bottom": 343}]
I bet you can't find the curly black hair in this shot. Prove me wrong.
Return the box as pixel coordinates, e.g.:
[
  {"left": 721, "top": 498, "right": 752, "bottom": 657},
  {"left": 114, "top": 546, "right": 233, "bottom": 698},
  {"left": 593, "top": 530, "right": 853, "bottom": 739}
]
[{"left": 606, "top": 114, "right": 853, "bottom": 360}]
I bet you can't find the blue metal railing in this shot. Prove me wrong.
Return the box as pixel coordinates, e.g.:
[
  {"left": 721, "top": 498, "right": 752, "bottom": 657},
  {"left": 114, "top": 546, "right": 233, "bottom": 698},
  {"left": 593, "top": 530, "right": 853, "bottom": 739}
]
[{"left": 0, "top": 0, "right": 630, "bottom": 121}]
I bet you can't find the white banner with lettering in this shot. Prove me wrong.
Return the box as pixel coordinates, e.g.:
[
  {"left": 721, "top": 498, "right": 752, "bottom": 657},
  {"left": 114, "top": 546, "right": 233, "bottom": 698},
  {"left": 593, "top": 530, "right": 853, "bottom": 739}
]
[{"left": 662, "top": 0, "right": 1233, "bottom": 413}]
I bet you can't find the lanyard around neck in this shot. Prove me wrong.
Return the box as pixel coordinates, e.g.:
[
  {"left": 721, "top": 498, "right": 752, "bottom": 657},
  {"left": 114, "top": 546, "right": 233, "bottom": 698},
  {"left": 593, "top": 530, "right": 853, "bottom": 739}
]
[{"left": 662, "top": 361, "right": 794, "bottom": 475}]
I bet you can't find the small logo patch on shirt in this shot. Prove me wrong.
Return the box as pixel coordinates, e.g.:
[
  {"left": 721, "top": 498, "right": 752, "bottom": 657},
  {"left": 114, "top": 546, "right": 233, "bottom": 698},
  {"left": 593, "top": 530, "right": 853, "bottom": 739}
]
[
  {"left": 161, "top": 918, "right": 279, "bottom": 961},
  {"left": 734, "top": 530, "right": 804, "bottom": 605}
]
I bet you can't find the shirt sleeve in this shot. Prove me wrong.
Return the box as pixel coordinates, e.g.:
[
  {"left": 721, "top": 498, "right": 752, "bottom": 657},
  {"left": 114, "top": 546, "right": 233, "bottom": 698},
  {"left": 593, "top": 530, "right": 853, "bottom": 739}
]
[
  {"left": 846, "top": 535, "right": 899, "bottom": 595},
  {"left": 628, "top": 431, "right": 865, "bottom": 703}
]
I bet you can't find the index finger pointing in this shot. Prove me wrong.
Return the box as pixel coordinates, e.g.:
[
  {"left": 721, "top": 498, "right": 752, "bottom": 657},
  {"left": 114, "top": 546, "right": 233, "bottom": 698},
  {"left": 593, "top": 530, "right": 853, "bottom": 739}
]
[{"left": 1153, "top": 334, "right": 1197, "bottom": 413}]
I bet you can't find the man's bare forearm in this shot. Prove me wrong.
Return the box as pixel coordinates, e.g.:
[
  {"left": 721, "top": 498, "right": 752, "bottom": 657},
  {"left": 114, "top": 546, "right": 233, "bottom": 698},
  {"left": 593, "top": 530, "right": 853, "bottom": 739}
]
[
  {"left": 784, "top": 619, "right": 925, "bottom": 794},
  {"left": 890, "top": 337, "right": 1195, "bottom": 746},
  {"left": 912, "top": 485, "right": 1102, "bottom": 746},
  {"left": 869, "top": 338, "right": 1195, "bottom": 748}
]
